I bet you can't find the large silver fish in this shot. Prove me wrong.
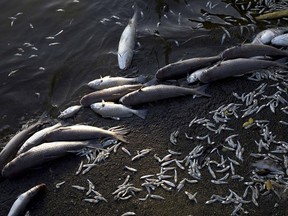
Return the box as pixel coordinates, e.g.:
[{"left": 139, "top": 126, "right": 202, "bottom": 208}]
[
  {"left": 119, "top": 84, "right": 210, "bottom": 106},
  {"left": 220, "top": 44, "right": 288, "bottom": 60},
  {"left": 251, "top": 27, "right": 288, "bottom": 45},
  {"left": 80, "top": 84, "right": 143, "bottom": 107},
  {"left": 7, "top": 183, "right": 46, "bottom": 215},
  {"left": 0, "top": 121, "right": 44, "bottom": 173},
  {"left": 90, "top": 101, "right": 147, "bottom": 120},
  {"left": 16, "top": 122, "right": 63, "bottom": 155},
  {"left": 118, "top": 6, "right": 138, "bottom": 70},
  {"left": 88, "top": 75, "right": 146, "bottom": 90},
  {"left": 2, "top": 141, "right": 102, "bottom": 178},
  {"left": 198, "top": 58, "right": 288, "bottom": 83},
  {"left": 44, "top": 125, "right": 129, "bottom": 143},
  {"left": 155, "top": 56, "right": 221, "bottom": 80}
]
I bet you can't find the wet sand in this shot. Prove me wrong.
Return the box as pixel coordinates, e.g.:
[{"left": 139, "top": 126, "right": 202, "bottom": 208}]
[{"left": 0, "top": 73, "right": 287, "bottom": 216}]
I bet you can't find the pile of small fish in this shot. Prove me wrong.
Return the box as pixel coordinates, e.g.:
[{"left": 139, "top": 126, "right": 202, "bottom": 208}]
[{"left": 1, "top": 2, "right": 288, "bottom": 215}]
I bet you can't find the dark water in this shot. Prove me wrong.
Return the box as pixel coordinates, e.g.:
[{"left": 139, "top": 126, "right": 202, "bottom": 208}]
[
  {"left": 0, "top": 0, "right": 252, "bottom": 132},
  {"left": 0, "top": 0, "right": 287, "bottom": 215}
]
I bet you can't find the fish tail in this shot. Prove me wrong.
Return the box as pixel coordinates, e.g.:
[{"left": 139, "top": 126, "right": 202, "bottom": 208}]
[
  {"left": 108, "top": 126, "right": 130, "bottom": 135},
  {"left": 132, "top": 4, "right": 139, "bottom": 23},
  {"left": 194, "top": 85, "right": 211, "bottom": 97},
  {"left": 115, "top": 134, "right": 129, "bottom": 143},
  {"left": 108, "top": 126, "right": 130, "bottom": 143},
  {"left": 134, "top": 109, "right": 148, "bottom": 119}
]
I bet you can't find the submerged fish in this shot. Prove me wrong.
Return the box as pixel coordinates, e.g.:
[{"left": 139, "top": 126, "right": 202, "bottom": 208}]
[
  {"left": 271, "top": 33, "right": 288, "bottom": 47},
  {"left": 251, "top": 27, "right": 288, "bottom": 45},
  {"left": 44, "top": 124, "right": 129, "bottom": 143},
  {"left": 198, "top": 58, "right": 288, "bottom": 83},
  {"left": 17, "top": 122, "right": 63, "bottom": 155},
  {"left": 0, "top": 121, "right": 44, "bottom": 173},
  {"left": 58, "top": 105, "right": 82, "bottom": 119},
  {"left": 2, "top": 141, "right": 102, "bottom": 177},
  {"left": 118, "top": 6, "right": 138, "bottom": 70},
  {"left": 119, "top": 84, "right": 210, "bottom": 106},
  {"left": 155, "top": 56, "right": 221, "bottom": 80},
  {"left": 80, "top": 84, "right": 143, "bottom": 107},
  {"left": 90, "top": 101, "right": 147, "bottom": 120},
  {"left": 88, "top": 75, "right": 146, "bottom": 90},
  {"left": 220, "top": 44, "right": 288, "bottom": 60},
  {"left": 7, "top": 183, "right": 46, "bottom": 215}
]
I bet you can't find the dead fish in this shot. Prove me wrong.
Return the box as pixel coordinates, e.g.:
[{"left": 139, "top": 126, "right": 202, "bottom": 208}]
[
  {"left": 187, "top": 67, "right": 208, "bottom": 84},
  {"left": 88, "top": 75, "right": 146, "bottom": 90},
  {"left": 7, "top": 183, "right": 46, "bottom": 215},
  {"left": 198, "top": 58, "right": 288, "bottom": 83},
  {"left": 90, "top": 101, "right": 147, "bottom": 119},
  {"left": 251, "top": 27, "right": 288, "bottom": 45},
  {"left": 271, "top": 33, "right": 288, "bottom": 47},
  {"left": 119, "top": 84, "right": 210, "bottom": 106},
  {"left": 2, "top": 141, "right": 102, "bottom": 177},
  {"left": 17, "top": 122, "right": 63, "bottom": 155},
  {"left": 220, "top": 44, "right": 288, "bottom": 60},
  {"left": 0, "top": 121, "right": 44, "bottom": 173},
  {"left": 118, "top": 5, "right": 138, "bottom": 70},
  {"left": 80, "top": 84, "right": 143, "bottom": 107},
  {"left": 155, "top": 56, "right": 221, "bottom": 80},
  {"left": 44, "top": 124, "right": 129, "bottom": 143},
  {"left": 58, "top": 105, "right": 82, "bottom": 119}
]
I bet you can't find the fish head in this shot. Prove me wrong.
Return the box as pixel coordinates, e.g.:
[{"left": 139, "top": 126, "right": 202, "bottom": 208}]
[
  {"left": 90, "top": 103, "right": 104, "bottom": 111},
  {"left": 260, "top": 30, "right": 275, "bottom": 44},
  {"left": 118, "top": 50, "right": 133, "bottom": 70},
  {"left": 88, "top": 80, "right": 101, "bottom": 88}
]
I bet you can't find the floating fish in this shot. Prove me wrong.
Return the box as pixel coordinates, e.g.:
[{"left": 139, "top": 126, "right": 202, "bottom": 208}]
[{"left": 118, "top": 6, "right": 138, "bottom": 70}]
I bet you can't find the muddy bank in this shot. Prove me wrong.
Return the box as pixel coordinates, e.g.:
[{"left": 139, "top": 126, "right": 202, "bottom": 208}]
[{"left": 0, "top": 73, "right": 287, "bottom": 216}]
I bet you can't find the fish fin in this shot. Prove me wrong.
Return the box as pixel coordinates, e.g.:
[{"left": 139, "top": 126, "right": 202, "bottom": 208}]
[
  {"left": 194, "top": 85, "right": 211, "bottom": 97},
  {"left": 134, "top": 109, "right": 148, "bottom": 119},
  {"left": 101, "top": 100, "right": 106, "bottom": 107},
  {"left": 115, "top": 134, "right": 129, "bottom": 143},
  {"left": 109, "top": 126, "right": 130, "bottom": 135}
]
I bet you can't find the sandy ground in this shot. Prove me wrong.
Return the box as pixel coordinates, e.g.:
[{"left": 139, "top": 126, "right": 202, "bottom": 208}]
[{"left": 0, "top": 74, "right": 287, "bottom": 216}]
